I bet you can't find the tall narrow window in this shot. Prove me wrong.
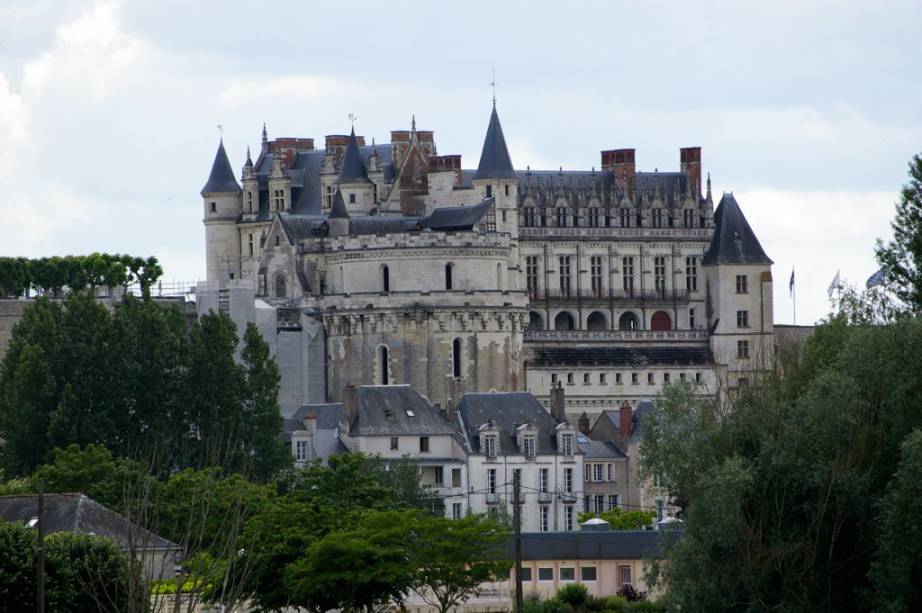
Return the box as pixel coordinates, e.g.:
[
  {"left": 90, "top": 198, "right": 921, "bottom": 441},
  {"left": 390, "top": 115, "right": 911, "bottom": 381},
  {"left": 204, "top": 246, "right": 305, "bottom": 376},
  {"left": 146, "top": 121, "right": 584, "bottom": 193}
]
[
  {"left": 486, "top": 185, "right": 492, "bottom": 198},
  {"left": 620, "top": 208, "right": 630, "bottom": 228},
  {"left": 382, "top": 265, "right": 390, "bottom": 292},
  {"left": 685, "top": 256, "right": 698, "bottom": 292},
  {"left": 445, "top": 263, "right": 454, "bottom": 290},
  {"left": 526, "top": 256, "right": 539, "bottom": 298},
  {"left": 736, "top": 275, "right": 748, "bottom": 294},
  {"left": 558, "top": 256, "right": 572, "bottom": 297},
  {"left": 275, "top": 274, "right": 286, "bottom": 298},
  {"left": 248, "top": 233, "right": 254, "bottom": 256},
  {"left": 737, "top": 340, "right": 750, "bottom": 359},
  {"left": 565, "top": 505, "right": 574, "bottom": 531},
  {"left": 452, "top": 338, "right": 462, "bottom": 378},
  {"left": 737, "top": 310, "right": 749, "bottom": 328},
  {"left": 652, "top": 209, "right": 664, "bottom": 228},
  {"left": 654, "top": 256, "right": 667, "bottom": 291},
  {"left": 564, "top": 467, "right": 574, "bottom": 493},
  {"left": 622, "top": 257, "right": 635, "bottom": 293},
  {"left": 590, "top": 256, "right": 603, "bottom": 297},
  {"left": 380, "top": 346, "right": 389, "bottom": 384},
  {"left": 560, "top": 433, "right": 573, "bottom": 456},
  {"left": 588, "top": 208, "right": 600, "bottom": 227},
  {"left": 689, "top": 307, "right": 696, "bottom": 328},
  {"left": 540, "top": 506, "right": 549, "bottom": 532},
  {"left": 684, "top": 209, "right": 694, "bottom": 228},
  {"left": 246, "top": 191, "right": 254, "bottom": 213},
  {"left": 539, "top": 468, "right": 549, "bottom": 493},
  {"left": 556, "top": 207, "right": 568, "bottom": 227},
  {"left": 487, "top": 468, "right": 497, "bottom": 494},
  {"left": 523, "top": 207, "right": 535, "bottom": 226}
]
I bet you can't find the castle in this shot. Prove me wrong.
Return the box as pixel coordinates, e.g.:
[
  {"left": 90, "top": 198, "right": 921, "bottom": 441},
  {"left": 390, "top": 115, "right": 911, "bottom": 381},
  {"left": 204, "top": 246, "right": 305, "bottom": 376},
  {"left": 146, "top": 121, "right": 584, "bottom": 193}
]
[{"left": 200, "top": 102, "right": 774, "bottom": 419}]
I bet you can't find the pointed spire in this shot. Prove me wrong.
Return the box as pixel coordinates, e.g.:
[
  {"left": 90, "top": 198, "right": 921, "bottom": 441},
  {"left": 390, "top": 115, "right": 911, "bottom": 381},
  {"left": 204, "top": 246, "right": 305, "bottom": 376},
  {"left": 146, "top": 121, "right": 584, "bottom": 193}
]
[
  {"left": 337, "top": 127, "right": 371, "bottom": 184},
  {"left": 411, "top": 115, "right": 416, "bottom": 134},
  {"left": 703, "top": 193, "right": 772, "bottom": 265},
  {"left": 706, "top": 172, "right": 712, "bottom": 200},
  {"left": 473, "top": 104, "right": 516, "bottom": 181},
  {"left": 329, "top": 188, "right": 350, "bottom": 219},
  {"left": 201, "top": 139, "right": 242, "bottom": 195},
  {"left": 261, "top": 122, "right": 268, "bottom": 144}
]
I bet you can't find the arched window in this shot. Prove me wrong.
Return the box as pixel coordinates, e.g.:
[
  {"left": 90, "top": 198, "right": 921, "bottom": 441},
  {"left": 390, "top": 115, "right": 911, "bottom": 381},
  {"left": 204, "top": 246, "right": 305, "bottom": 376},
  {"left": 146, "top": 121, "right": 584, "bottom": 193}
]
[
  {"left": 452, "top": 338, "right": 462, "bottom": 378},
  {"left": 275, "top": 274, "right": 287, "bottom": 298},
  {"left": 587, "top": 311, "right": 607, "bottom": 331},
  {"left": 382, "top": 265, "right": 390, "bottom": 293},
  {"left": 651, "top": 311, "right": 673, "bottom": 331},
  {"left": 554, "top": 311, "right": 575, "bottom": 331},
  {"left": 379, "top": 346, "right": 389, "bottom": 385},
  {"left": 445, "top": 263, "right": 454, "bottom": 290},
  {"left": 339, "top": 265, "right": 344, "bottom": 293},
  {"left": 619, "top": 312, "right": 639, "bottom": 331},
  {"left": 528, "top": 312, "right": 545, "bottom": 331}
]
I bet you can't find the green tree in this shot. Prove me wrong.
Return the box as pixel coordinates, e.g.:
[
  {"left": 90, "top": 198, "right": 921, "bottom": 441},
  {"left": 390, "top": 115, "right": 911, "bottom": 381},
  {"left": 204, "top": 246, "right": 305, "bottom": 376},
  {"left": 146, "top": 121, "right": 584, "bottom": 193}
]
[
  {"left": 869, "top": 428, "right": 922, "bottom": 612},
  {"left": 577, "top": 508, "right": 655, "bottom": 530},
  {"left": 239, "top": 323, "right": 288, "bottom": 481},
  {"left": 411, "top": 513, "right": 511, "bottom": 613},
  {"left": 876, "top": 153, "right": 922, "bottom": 313}
]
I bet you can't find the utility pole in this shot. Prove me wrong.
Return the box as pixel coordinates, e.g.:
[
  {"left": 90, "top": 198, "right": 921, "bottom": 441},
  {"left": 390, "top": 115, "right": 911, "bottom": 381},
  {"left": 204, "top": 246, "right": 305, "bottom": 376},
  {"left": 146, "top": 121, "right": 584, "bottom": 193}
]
[
  {"left": 513, "top": 471, "right": 524, "bottom": 613},
  {"left": 37, "top": 480, "right": 45, "bottom": 613}
]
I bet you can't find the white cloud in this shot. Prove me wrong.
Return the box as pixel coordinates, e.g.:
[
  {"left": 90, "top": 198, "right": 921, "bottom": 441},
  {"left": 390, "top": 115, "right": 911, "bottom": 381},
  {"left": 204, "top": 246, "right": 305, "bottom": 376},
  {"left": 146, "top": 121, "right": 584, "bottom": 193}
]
[{"left": 220, "top": 75, "right": 352, "bottom": 108}]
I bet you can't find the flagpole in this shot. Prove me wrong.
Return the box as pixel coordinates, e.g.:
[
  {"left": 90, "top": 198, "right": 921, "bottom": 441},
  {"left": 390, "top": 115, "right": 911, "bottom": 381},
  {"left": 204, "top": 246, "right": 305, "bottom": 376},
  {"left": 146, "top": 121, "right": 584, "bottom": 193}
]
[{"left": 793, "top": 282, "right": 796, "bottom": 326}]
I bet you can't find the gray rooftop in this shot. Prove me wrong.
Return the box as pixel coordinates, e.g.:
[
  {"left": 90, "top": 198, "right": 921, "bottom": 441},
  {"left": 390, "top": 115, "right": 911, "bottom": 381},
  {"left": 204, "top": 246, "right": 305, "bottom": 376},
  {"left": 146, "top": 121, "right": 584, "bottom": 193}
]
[
  {"left": 201, "top": 140, "right": 242, "bottom": 195},
  {"left": 420, "top": 198, "right": 494, "bottom": 231},
  {"left": 351, "top": 385, "right": 456, "bottom": 437},
  {"left": 329, "top": 188, "right": 349, "bottom": 219},
  {"left": 337, "top": 128, "right": 372, "bottom": 184},
  {"left": 457, "top": 392, "right": 569, "bottom": 455},
  {"left": 473, "top": 105, "right": 516, "bottom": 181},
  {"left": 506, "top": 529, "right": 663, "bottom": 560},
  {"left": 702, "top": 193, "right": 772, "bottom": 265},
  {"left": 577, "top": 436, "right": 628, "bottom": 459},
  {"left": 0, "top": 493, "right": 178, "bottom": 551}
]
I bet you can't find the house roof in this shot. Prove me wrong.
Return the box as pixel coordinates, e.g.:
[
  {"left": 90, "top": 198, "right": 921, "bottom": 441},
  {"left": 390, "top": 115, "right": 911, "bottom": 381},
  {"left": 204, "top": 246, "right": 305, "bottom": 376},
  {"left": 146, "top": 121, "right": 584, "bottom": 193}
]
[
  {"left": 350, "top": 385, "right": 456, "bottom": 437},
  {"left": 702, "top": 193, "right": 772, "bottom": 265},
  {"left": 277, "top": 213, "right": 327, "bottom": 241},
  {"left": 473, "top": 105, "right": 516, "bottom": 181},
  {"left": 592, "top": 399, "right": 655, "bottom": 442},
  {"left": 0, "top": 493, "right": 178, "bottom": 551},
  {"left": 531, "top": 346, "right": 712, "bottom": 367},
  {"left": 457, "top": 392, "right": 569, "bottom": 455},
  {"left": 577, "top": 436, "right": 628, "bottom": 459},
  {"left": 506, "top": 529, "right": 663, "bottom": 560},
  {"left": 329, "top": 189, "right": 350, "bottom": 219},
  {"left": 419, "top": 198, "right": 494, "bottom": 231},
  {"left": 337, "top": 128, "right": 372, "bottom": 184},
  {"left": 201, "top": 139, "right": 242, "bottom": 195}
]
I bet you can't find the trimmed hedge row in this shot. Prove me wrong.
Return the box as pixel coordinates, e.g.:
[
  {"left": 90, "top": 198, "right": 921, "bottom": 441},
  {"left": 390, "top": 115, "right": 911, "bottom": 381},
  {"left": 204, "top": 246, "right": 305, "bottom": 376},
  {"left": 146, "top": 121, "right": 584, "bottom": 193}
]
[{"left": 0, "top": 254, "right": 162, "bottom": 297}]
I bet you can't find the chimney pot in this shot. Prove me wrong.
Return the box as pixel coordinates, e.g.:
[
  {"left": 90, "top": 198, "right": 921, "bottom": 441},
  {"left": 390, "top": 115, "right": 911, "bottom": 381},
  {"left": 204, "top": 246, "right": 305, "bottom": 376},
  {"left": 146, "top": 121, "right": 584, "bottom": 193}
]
[
  {"left": 550, "top": 383, "right": 566, "bottom": 423},
  {"left": 619, "top": 401, "right": 633, "bottom": 446},
  {"left": 343, "top": 384, "right": 358, "bottom": 428}
]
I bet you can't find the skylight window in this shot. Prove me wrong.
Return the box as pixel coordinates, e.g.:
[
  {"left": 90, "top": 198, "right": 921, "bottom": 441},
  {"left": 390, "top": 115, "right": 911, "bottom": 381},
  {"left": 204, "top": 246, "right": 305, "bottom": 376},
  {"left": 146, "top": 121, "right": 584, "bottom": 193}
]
[
  {"left": 27, "top": 517, "right": 38, "bottom": 528},
  {"left": 406, "top": 410, "right": 415, "bottom": 417}
]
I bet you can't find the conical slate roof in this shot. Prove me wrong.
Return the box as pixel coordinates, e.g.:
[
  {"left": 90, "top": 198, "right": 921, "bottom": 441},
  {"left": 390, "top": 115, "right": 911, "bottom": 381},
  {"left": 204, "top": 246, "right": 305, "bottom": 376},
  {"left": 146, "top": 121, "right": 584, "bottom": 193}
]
[
  {"left": 473, "top": 104, "right": 516, "bottom": 181},
  {"left": 336, "top": 128, "right": 371, "bottom": 184},
  {"left": 201, "top": 140, "right": 242, "bottom": 195},
  {"left": 702, "top": 193, "right": 772, "bottom": 265},
  {"left": 329, "top": 188, "right": 350, "bottom": 219}
]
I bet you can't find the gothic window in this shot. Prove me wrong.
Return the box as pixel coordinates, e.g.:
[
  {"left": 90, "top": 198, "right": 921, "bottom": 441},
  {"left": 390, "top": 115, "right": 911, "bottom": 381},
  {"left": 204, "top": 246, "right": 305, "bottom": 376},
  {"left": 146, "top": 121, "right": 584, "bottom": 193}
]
[
  {"left": 651, "top": 311, "right": 672, "bottom": 331},
  {"left": 382, "top": 265, "right": 390, "bottom": 292},
  {"left": 588, "top": 208, "right": 600, "bottom": 227},
  {"left": 556, "top": 207, "right": 568, "bottom": 227},
  {"left": 558, "top": 256, "right": 572, "bottom": 297},
  {"left": 445, "top": 263, "right": 454, "bottom": 290},
  {"left": 652, "top": 209, "right": 664, "bottom": 228},
  {"left": 685, "top": 257, "right": 698, "bottom": 292},
  {"left": 622, "top": 257, "right": 635, "bottom": 294},
  {"left": 275, "top": 274, "right": 286, "bottom": 298},
  {"left": 590, "top": 256, "right": 603, "bottom": 297},
  {"left": 523, "top": 207, "right": 535, "bottom": 226},
  {"left": 620, "top": 208, "right": 630, "bottom": 228},
  {"left": 654, "top": 256, "right": 667, "bottom": 291},
  {"left": 526, "top": 256, "right": 539, "bottom": 298},
  {"left": 452, "top": 338, "right": 462, "bottom": 378},
  {"left": 684, "top": 209, "right": 694, "bottom": 228}
]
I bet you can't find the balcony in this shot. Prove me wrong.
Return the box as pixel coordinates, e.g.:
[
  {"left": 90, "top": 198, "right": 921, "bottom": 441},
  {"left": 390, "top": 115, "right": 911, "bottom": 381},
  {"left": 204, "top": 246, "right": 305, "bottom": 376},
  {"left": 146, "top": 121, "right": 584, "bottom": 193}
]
[
  {"left": 530, "top": 288, "right": 690, "bottom": 304},
  {"left": 485, "top": 493, "right": 500, "bottom": 505},
  {"left": 519, "top": 226, "right": 712, "bottom": 240},
  {"left": 524, "top": 329, "right": 709, "bottom": 343},
  {"left": 538, "top": 492, "right": 553, "bottom": 504},
  {"left": 560, "top": 492, "right": 577, "bottom": 504}
]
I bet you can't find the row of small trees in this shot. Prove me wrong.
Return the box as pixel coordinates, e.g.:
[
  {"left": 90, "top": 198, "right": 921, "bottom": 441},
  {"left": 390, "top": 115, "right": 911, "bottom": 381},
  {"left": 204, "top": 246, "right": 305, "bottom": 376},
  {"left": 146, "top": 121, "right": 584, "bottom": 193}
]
[{"left": 0, "top": 254, "right": 163, "bottom": 298}]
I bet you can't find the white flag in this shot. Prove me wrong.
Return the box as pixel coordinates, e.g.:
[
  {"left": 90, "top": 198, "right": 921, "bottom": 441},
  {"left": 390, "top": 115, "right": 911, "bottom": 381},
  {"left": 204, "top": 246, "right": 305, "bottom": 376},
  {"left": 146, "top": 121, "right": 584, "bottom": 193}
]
[{"left": 827, "top": 270, "right": 841, "bottom": 299}]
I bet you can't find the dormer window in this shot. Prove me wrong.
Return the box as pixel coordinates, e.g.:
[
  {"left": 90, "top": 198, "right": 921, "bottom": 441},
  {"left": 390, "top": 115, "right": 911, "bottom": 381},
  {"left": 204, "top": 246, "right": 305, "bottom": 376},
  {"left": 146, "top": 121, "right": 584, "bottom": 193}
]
[
  {"left": 483, "top": 433, "right": 497, "bottom": 458},
  {"left": 560, "top": 432, "right": 573, "bottom": 456},
  {"left": 523, "top": 435, "right": 536, "bottom": 458}
]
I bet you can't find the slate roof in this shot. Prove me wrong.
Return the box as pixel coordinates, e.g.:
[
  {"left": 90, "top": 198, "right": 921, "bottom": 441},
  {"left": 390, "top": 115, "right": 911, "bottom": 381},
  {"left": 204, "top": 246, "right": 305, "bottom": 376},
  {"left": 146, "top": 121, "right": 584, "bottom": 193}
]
[
  {"left": 473, "top": 105, "right": 516, "bottom": 181},
  {"left": 593, "top": 399, "right": 655, "bottom": 443},
  {"left": 531, "top": 346, "right": 712, "bottom": 367},
  {"left": 351, "top": 385, "right": 456, "bottom": 437},
  {"left": 0, "top": 494, "right": 178, "bottom": 550},
  {"left": 329, "top": 189, "right": 349, "bottom": 219},
  {"left": 419, "top": 198, "right": 493, "bottom": 231},
  {"left": 278, "top": 214, "right": 327, "bottom": 240},
  {"left": 702, "top": 193, "right": 772, "bottom": 265},
  {"left": 577, "top": 436, "right": 628, "bottom": 460},
  {"left": 291, "top": 403, "right": 344, "bottom": 429},
  {"left": 507, "top": 529, "right": 663, "bottom": 560},
  {"left": 348, "top": 216, "right": 417, "bottom": 236},
  {"left": 201, "top": 140, "right": 242, "bottom": 195},
  {"left": 457, "top": 392, "right": 569, "bottom": 456},
  {"left": 337, "top": 128, "right": 372, "bottom": 184}
]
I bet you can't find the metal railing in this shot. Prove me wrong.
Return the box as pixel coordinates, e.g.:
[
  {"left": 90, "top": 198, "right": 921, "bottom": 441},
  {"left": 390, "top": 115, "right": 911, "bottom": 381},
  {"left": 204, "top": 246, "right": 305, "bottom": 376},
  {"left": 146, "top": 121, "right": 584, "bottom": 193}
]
[
  {"left": 529, "top": 287, "right": 690, "bottom": 302},
  {"left": 524, "top": 329, "right": 708, "bottom": 342}
]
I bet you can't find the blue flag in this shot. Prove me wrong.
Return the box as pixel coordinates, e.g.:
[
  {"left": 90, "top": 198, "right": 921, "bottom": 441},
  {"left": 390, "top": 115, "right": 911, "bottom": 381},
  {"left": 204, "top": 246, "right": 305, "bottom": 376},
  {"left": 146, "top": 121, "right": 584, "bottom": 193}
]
[{"left": 866, "top": 269, "right": 885, "bottom": 289}]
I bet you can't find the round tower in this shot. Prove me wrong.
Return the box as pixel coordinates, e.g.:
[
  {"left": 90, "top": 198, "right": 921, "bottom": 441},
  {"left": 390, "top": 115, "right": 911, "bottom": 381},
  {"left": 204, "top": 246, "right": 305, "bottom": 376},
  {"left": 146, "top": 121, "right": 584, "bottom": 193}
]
[
  {"left": 336, "top": 127, "right": 375, "bottom": 213},
  {"left": 201, "top": 139, "right": 243, "bottom": 283},
  {"left": 471, "top": 102, "right": 519, "bottom": 240}
]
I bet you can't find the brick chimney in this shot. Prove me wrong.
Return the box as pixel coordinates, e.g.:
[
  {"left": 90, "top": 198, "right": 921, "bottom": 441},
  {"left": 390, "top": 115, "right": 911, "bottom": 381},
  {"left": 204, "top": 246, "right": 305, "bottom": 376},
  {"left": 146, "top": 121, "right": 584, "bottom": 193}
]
[
  {"left": 342, "top": 384, "right": 358, "bottom": 429},
  {"left": 578, "top": 412, "right": 591, "bottom": 435},
  {"left": 618, "top": 400, "right": 633, "bottom": 446},
  {"left": 680, "top": 147, "right": 702, "bottom": 196},
  {"left": 601, "top": 148, "right": 635, "bottom": 193},
  {"left": 550, "top": 382, "right": 566, "bottom": 423},
  {"left": 301, "top": 409, "right": 317, "bottom": 435}
]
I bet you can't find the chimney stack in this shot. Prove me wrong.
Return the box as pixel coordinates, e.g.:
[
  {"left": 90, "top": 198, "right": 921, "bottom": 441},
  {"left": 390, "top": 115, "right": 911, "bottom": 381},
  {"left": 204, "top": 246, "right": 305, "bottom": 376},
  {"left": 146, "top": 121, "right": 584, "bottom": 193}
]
[
  {"left": 343, "top": 384, "right": 358, "bottom": 429},
  {"left": 601, "top": 148, "right": 636, "bottom": 193},
  {"left": 578, "top": 412, "right": 591, "bottom": 435},
  {"left": 680, "top": 147, "right": 702, "bottom": 197},
  {"left": 302, "top": 409, "right": 317, "bottom": 435},
  {"left": 550, "top": 382, "right": 566, "bottom": 423},
  {"left": 618, "top": 400, "right": 633, "bottom": 446}
]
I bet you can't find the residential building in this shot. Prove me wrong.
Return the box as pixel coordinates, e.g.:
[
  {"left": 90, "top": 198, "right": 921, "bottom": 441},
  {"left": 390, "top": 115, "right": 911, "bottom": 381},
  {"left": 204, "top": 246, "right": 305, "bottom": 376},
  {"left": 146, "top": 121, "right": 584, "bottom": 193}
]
[{"left": 578, "top": 436, "right": 629, "bottom": 514}]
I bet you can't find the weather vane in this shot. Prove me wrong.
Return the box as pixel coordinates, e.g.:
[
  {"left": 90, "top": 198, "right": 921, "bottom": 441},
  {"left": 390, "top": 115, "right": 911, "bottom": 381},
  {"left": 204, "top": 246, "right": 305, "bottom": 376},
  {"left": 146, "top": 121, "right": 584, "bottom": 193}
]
[
  {"left": 490, "top": 68, "right": 496, "bottom": 104},
  {"left": 348, "top": 113, "right": 357, "bottom": 127},
  {"left": 217, "top": 124, "right": 223, "bottom": 138}
]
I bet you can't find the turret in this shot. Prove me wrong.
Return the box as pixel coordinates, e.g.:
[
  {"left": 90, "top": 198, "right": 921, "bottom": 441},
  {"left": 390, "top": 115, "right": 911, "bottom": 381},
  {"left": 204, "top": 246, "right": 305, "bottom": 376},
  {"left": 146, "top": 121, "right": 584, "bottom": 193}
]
[
  {"left": 201, "top": 138, "right": 243, "bottom": 282},
  {"left": 336, "top": 127, "right": 374, "bottom": 214},
  {"left": 703, "top": 193, "right": 774, "bottom": 384},
  {"left": 329, "top": 188, "right": 350, "bottom": 237},
  {"left": 472, "top": 102, "right": 518, "bottom": 239}
]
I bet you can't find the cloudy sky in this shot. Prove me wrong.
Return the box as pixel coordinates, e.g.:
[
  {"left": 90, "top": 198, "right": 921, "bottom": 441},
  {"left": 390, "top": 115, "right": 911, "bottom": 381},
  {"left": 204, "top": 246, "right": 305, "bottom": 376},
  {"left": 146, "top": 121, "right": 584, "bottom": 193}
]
[{"left": 1, "top": 0, "right": 920, "bottom": 324}]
